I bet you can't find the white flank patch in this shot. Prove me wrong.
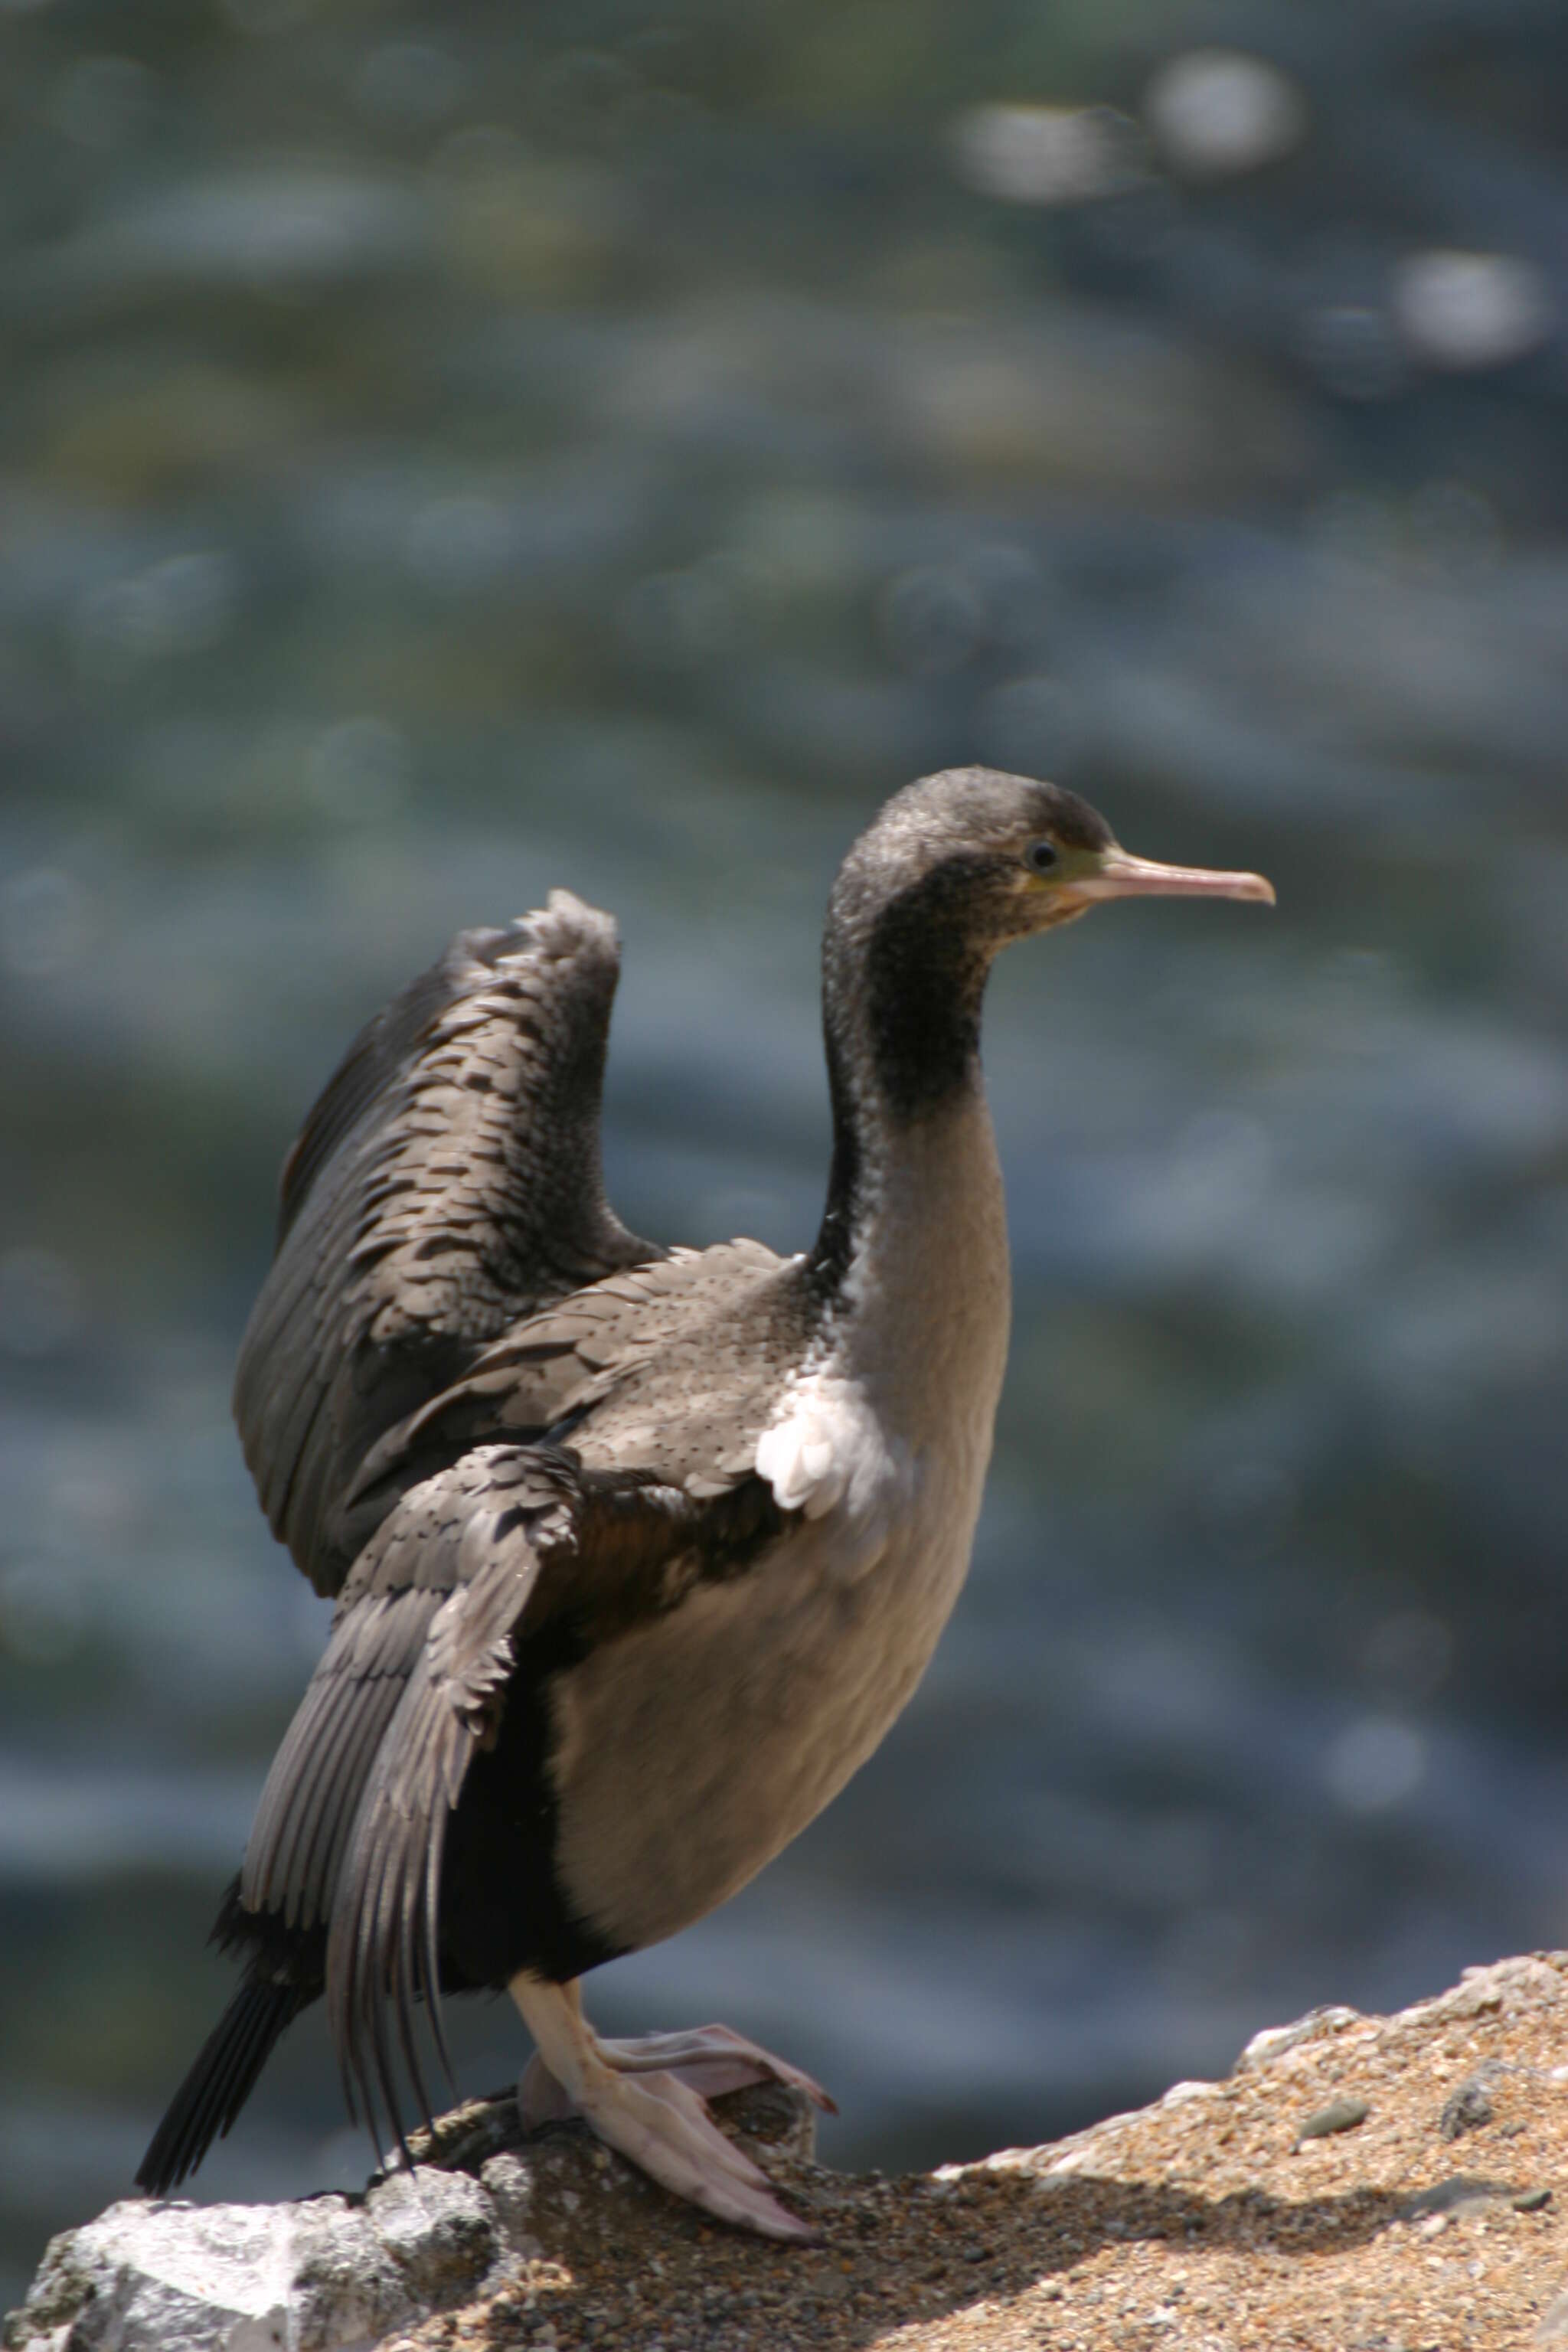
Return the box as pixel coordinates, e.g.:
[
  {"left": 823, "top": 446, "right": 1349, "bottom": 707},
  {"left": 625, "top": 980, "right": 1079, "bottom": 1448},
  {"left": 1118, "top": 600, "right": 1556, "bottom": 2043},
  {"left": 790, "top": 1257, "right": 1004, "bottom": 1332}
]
[
  {"left": 753, "top": 1364, "right": 912, "bottom": 1570},
  {"left": 754, "top": 1407, "right": 851, "bottom": 1519}
]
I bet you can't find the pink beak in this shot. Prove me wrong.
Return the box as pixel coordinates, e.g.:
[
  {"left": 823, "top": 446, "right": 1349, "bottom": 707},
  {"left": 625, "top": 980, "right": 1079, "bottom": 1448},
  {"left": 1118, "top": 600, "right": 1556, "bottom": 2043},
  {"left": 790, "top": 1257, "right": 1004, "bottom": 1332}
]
[{"left": 1067, "top": 848, "right": 1276, "bottom": 907}]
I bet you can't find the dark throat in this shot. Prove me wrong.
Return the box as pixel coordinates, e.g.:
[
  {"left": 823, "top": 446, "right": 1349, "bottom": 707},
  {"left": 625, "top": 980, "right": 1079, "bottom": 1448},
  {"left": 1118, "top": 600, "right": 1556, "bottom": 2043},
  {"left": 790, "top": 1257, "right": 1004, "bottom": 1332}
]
[{"left": 812, "top": 862, "right": 995, "bottom": 1298}]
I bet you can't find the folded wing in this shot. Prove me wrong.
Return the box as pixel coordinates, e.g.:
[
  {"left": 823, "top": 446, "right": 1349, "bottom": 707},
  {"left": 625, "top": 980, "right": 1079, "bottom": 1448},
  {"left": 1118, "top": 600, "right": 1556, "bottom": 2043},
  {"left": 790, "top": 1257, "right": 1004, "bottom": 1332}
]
[{"left": 240, "top": 1445, "right": 575, "bottom": 2148}]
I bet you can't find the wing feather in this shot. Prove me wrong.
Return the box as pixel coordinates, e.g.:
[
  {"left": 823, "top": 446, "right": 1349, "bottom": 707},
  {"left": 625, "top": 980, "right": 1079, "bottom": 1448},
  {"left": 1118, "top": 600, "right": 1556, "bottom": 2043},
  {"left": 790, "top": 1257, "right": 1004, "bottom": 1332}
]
[
  {"left": 234, "top": 897, "right": 662, "bottom": 1596},
  {"left": 327, "top": 1521, "right": 539, "bottom": 2146},
  {"left": 238, "top": 1446, "right": 572, "bottom": 2154},
  {"left": 236, "top": 1419, "right": 794, "bottom": 2168},
  {"left": 343, "top": 1237, "right": 797, "bottom": 1517}
]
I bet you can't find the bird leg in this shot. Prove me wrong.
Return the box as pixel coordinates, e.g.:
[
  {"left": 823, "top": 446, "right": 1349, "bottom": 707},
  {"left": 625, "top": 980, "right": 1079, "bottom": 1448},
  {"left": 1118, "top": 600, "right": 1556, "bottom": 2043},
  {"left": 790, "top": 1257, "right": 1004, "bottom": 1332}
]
[{"left": 508, "top": 1975, "right": 825, "bottom": 2240}]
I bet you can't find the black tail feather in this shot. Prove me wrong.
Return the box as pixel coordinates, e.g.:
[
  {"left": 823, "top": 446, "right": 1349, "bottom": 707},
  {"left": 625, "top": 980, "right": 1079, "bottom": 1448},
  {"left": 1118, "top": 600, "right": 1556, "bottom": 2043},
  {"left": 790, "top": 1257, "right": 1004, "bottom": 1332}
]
[{"left": 136, "top": 1975, "right": 314, "bottom": 2197}]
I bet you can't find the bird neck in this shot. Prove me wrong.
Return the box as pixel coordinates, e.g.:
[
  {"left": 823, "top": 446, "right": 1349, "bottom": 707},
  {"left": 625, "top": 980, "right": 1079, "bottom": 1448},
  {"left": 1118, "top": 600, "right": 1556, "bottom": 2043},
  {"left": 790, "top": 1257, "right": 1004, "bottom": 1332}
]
[{"left": 809, "top": 893, "right": 1010, "bottom": 1419}]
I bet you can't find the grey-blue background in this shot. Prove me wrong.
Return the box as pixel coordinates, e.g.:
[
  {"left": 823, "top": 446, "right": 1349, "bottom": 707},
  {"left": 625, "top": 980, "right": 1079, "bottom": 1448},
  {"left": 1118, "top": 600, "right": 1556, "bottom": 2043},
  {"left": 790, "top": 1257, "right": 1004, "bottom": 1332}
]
[{"left": 4, "top": 0, "right": 1568, "bottom": 2310}]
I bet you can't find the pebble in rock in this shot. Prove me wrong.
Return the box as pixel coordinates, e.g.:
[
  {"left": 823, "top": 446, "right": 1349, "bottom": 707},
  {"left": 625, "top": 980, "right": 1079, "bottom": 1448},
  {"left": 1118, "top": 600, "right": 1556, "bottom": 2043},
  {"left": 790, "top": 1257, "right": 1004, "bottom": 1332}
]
[
  {"left": 1439, "top": 2061, "right": 1503, "bottom": 2140},
  {"left": 1294, "top": 2096, "right": 1370, "bottom": 2147}
]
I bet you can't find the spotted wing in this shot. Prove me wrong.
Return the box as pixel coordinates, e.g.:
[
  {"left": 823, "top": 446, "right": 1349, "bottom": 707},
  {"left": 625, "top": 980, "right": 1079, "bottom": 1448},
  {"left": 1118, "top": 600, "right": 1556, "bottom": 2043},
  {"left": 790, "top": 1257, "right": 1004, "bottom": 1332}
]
[
  {"left": 234, "top": 893, "right": 661, "bottom": 1596},
  {"left": 340, "top": 1236, "right": 796, "bottom": 1531}
]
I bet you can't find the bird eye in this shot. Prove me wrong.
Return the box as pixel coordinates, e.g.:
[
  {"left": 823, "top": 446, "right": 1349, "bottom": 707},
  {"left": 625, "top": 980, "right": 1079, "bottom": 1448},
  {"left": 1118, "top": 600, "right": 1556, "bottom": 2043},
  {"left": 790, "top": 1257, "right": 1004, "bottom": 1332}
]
[{"left": 1026, "top": 840, "right": 1059, "bottom": 875}]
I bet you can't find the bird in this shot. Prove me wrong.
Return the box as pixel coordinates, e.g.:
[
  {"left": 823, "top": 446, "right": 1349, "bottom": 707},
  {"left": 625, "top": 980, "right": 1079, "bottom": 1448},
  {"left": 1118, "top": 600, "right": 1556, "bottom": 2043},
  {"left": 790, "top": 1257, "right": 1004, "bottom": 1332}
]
[{"left": 136, "top": 766, "right": 1272, "bottom": 2240}]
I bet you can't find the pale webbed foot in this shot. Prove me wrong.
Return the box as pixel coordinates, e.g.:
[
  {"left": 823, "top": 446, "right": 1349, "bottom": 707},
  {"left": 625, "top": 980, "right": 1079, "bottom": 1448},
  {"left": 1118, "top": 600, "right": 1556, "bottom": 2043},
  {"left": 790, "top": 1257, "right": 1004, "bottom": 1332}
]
[
  {"left": 509, "top": 1977, "right": 822, "bottom": 2241},
  {"left": 515, "top": 2049, "right": 576, "bottom": 2128},
  {"left": 596, "top": 2022, "right": 837, "bottom": 2112},
  {"left": 573, "top": 2063, "right": 815, "bottom": 2239}
]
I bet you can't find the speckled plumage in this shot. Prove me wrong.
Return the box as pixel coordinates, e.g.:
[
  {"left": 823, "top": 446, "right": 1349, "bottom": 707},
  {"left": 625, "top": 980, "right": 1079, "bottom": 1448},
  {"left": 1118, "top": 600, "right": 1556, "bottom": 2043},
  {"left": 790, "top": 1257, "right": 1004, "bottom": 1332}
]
[
  {"left": 234, "top": 893, "right": 658, "bottom": 1596},
  {"left": 139, "top": 769, "right": 1270, "bottom": 2226}
]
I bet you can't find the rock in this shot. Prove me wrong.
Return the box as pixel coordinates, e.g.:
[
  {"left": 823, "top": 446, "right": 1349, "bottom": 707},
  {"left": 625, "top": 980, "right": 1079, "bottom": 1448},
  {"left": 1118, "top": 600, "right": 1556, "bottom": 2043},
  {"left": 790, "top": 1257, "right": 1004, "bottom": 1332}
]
[
  {"left": 1426, "top": 1955, "right": 1561, "bottom": 2021},
  {"left": 1439, "top": 2060, "right": 1504, "bottom": 2140},
  {"left": 3, "top": 2171, "right": 501, "bottom": 2352},
  {"left": 1294, "top": 2095, "right": 1370, "bottom": 2145},
  {"left": 1400, "top": 2174, "right": 1517, "bottom": 2220},
  {"left": 14, "top": 1964, "right": 1568, "bottom": 2350},
  {"left": 1233, "top": 2004, "right": 1364, "bottom": 2073},
  {"left": 2, "top": 2085, "right": 812, "bottom": 2352}
]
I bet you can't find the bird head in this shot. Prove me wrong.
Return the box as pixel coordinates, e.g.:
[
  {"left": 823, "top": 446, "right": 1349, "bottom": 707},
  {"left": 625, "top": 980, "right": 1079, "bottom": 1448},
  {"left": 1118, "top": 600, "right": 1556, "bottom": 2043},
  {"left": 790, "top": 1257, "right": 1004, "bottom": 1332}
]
[
  {"left": 837, "top": 768, "right": 1273, "bottom": 958},
  {"left": 1008, "top": 784, "right": 1275, "bottom": 935}
]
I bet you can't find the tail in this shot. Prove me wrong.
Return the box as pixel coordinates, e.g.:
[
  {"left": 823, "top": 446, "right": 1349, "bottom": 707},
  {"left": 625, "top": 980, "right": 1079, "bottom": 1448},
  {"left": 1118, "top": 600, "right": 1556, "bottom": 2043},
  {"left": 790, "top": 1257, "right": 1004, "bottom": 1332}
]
[{"left": 136, "top": 1971, "right": 315, "bottom": 2197}]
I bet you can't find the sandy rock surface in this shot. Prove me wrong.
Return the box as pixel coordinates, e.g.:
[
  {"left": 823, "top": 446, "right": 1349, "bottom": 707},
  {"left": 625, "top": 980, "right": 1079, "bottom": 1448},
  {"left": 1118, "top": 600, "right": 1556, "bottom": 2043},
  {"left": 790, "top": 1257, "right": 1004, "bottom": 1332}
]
[{"left": 12, "top": 1957, "right": 1568, "bottom": 2351}]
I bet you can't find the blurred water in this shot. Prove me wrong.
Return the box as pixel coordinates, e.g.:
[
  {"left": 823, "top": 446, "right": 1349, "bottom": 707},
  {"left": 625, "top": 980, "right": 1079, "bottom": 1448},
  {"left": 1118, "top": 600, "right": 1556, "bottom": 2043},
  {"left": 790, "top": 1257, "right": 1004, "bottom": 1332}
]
[{"left": 5, "top": 0, "right": 1568, "bottom": 2311}]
